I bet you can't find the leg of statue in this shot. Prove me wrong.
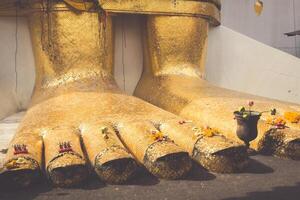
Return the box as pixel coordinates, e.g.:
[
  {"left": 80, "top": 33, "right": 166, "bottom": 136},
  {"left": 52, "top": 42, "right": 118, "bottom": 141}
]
[
  {"left": 135, "top": 15, "right": 300, "bottom": 162},
  {"left": 0, "top": 2, "right": 193, "bottom": 187}
]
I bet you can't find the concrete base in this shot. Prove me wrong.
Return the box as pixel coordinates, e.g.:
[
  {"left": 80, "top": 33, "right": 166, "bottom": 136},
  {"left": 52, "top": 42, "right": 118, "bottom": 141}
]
[{"left": 0, "top": 155, "right": 299, "bottom": 200}]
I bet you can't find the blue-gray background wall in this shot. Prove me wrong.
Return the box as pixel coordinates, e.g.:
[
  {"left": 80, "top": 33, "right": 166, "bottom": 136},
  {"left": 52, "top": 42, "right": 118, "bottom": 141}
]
[{"left": 222, "top": 0, "right": 300, "bottom": 58}]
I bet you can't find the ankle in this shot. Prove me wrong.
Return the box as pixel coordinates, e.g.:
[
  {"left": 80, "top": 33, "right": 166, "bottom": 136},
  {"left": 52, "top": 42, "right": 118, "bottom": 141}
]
[
  {"left": 144, "top": 15, "right": 209, "bottom": 79},
  {"left": 27, "top": 6, "right": 116, "bottom": 104}
]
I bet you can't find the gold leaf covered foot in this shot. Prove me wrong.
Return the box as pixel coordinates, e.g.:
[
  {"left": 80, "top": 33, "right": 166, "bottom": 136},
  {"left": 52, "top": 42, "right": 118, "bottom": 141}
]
[
  {"left": 1, "top": 2, "right": 194, "bottom": 186},
  {"left": 134, "top": 15, "right": 300, "bottom": 163},
  {"left": 135, "top": 15, "right": 251, "bottom": 173}
]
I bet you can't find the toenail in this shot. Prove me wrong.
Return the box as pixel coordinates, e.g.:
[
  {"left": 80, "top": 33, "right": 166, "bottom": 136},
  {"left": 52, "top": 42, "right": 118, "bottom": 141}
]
[{"left": 150, "top": 130, "right": 166, "bottom": 141}]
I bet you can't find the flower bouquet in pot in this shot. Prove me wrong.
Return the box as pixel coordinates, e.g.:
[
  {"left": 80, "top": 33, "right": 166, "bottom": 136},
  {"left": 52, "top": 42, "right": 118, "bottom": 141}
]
[{"left": 234, "top": 101, "right": 276, "bottom": 149}]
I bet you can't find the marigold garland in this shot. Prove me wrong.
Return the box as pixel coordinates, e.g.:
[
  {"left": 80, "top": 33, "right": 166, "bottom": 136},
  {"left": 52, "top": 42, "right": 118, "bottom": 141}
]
[{"left": 284, "top": 112, "right": 300, "bottom": 123}]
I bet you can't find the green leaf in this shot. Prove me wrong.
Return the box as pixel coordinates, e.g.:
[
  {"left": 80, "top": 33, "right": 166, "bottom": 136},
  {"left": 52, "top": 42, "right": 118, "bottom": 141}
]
[
  {"left": 243, "top": 113, "right": 249, "bottom": 119},
  {"left": 271, "top": 108, "right": 277, "bottom": 115},
  {"left": 239, "top": 107, "right": 246, "bottom": 113}
]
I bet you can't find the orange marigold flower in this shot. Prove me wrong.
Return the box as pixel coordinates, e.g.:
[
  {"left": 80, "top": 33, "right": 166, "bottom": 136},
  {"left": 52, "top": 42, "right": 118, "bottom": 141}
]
[
  {"left": 284, "top": 112, "right": 300, "bottom": 123},
  {"left": 266, "top": 117, "right": 273, "bottom": 124},
  {"left": 267, "top": 116, "right": 287, "bottom": 129},
  {"left": 274, "top": 117, "right": 286, "bottom": 125},
  {"left": 151, "top": 131, "right": 164, "bottom": 141},
  {"left": 202, "top": 126, "right": 219, "bottom": 137}
]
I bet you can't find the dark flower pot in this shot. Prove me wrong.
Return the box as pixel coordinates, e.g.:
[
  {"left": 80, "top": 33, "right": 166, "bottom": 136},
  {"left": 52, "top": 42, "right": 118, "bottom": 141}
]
[{"left": 234, "top": 111, "right": 261, "bottom": 147}]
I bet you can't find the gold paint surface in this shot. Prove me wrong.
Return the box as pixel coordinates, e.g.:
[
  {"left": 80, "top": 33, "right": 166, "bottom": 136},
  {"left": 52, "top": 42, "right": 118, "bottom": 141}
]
[
  {"left": 3, "top": 0, "right": 249, "bottom": 175},
  {"left": 2, "top": 2, "right": 194, "bottom": 181},
  {"left": 28, "top": 3, "right": 117, "bottom": 105},
  {"left": 135, "top": 15, "right": 300, "bottom": 157},
  {"left": 143, "top": 16, "right": 208, "bottom": 78}
]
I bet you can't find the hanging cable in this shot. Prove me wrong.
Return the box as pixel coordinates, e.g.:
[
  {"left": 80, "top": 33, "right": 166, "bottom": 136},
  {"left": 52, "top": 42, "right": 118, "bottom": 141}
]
[
  {"left": 14, "top": 1, "right": 19, "bottom": 97},
  {"left": 121, "top": 18, "right": 127, "bottom": 92},
  {"left": 292, "top": 0, "right": 297, "bottom": 56}
]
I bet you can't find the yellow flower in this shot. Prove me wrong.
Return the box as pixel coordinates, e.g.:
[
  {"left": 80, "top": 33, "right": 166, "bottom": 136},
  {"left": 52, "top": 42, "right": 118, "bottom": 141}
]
[
  {"left": 202, "top": 126, "right": 219, "bottom": 137},
  {"left": 266, "top": 117, "right": 273, "bottom": 124},
  {"left": 274, "top": 117, "right": 286, "bottom": 125},
  {"left": 266, "top": 116, "right": 287, "bottom": 128},
  {"left": 5, "top": 160, "right": 17, "bottom": 169},
  {"left": 284, "top": 112, "right": 300, "bottom": 123},
  {"left": 151, "top": 131, "right": 164, "bottom": 141},
  {"left": 16, "top": 157, "right": 26, "bottom": 164}
]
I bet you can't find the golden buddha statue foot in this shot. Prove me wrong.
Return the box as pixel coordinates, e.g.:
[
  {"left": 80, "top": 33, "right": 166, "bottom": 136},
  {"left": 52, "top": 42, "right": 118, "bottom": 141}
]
[
  {"left": 134, "top": 15, "right": 300, "bottom": 161},
  {"left": 0, "top": 2, "right": 193, "bottom": 187}
]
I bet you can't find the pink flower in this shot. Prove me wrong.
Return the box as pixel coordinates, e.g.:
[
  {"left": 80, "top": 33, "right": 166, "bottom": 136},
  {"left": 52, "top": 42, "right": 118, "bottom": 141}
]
[{"left": 248, "top": 101, "right": 254, "bottom": 107}]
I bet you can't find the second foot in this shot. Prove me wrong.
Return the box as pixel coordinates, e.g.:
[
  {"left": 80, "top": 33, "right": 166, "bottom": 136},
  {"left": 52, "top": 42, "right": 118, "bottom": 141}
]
[
  {"left": 135, "top": 14, "right": 300, "bottom": 161},
  {"left": 135, "top": 75, "right": 300, "bottom": 160}
]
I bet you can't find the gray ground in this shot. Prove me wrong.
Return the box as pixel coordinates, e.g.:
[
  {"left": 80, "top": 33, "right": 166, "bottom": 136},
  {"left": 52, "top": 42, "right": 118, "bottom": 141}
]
[{"left": 0, "top": 155, "right": 299, "bottom": 200}]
